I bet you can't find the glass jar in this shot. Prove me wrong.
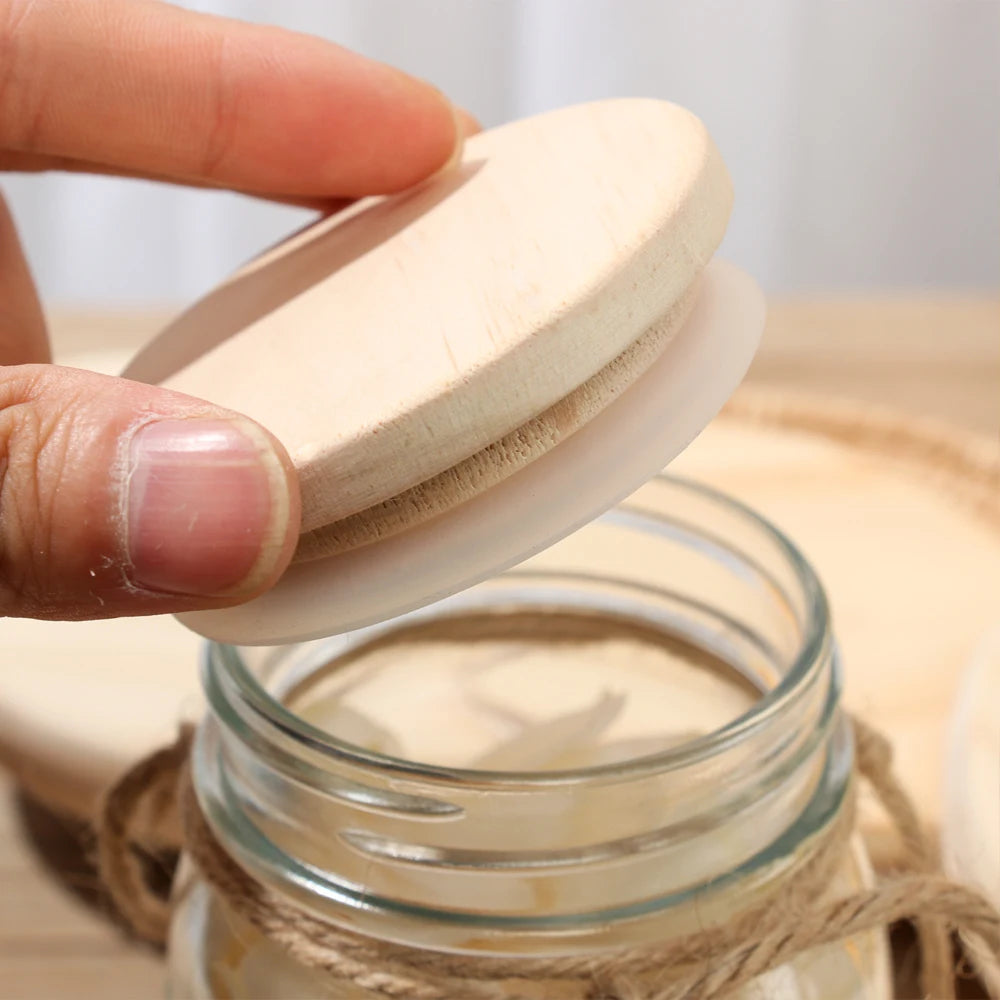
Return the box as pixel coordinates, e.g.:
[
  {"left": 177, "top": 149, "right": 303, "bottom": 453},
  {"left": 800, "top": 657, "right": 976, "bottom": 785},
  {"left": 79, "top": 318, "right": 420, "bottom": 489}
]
[{"left": 167, "top": 476, "right": 891, "bottom": 1000}]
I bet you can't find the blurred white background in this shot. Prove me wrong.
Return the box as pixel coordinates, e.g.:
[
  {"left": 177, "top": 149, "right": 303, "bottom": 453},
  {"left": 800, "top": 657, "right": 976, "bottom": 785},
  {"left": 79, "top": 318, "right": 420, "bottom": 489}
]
[{"left": 3, "top": 0, "right": 998, "bottom": 306}]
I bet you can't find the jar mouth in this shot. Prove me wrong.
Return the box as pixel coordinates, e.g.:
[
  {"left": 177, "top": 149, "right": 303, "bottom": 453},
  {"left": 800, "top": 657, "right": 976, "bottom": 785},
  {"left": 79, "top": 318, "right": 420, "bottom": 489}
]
[{"left": 205, "top": 474, "right": 831, "bottom": 787}]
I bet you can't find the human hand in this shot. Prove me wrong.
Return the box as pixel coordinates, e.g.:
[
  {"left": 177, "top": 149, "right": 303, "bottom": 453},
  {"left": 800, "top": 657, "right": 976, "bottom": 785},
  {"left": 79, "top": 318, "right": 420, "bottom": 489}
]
[{"left": 0, "top": 0, "right": 469, "bottom": 620}]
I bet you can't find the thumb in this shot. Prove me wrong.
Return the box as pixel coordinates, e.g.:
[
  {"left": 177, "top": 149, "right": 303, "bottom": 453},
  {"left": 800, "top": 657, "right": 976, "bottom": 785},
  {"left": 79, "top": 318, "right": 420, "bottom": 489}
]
[{"left": 0, "top": 364, "right": 300, "bottom": 620}]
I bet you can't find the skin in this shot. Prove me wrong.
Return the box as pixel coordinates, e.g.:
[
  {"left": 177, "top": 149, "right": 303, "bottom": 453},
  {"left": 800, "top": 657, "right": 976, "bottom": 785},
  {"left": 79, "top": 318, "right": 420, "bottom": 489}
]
[{"left": 0, "top": 0, "right": 478, "bottom": 620}]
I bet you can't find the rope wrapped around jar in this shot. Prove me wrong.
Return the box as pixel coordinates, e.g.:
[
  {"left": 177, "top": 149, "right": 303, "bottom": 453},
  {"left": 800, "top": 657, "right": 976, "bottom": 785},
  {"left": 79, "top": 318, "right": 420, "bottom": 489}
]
[{"left": 96, "top": 715, "right": 1000, "bottom": 1000}]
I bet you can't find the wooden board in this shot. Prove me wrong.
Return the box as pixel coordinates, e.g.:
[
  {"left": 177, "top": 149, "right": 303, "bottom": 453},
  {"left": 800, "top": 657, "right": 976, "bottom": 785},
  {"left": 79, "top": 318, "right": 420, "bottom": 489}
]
[
  {"left": 0, "top": 613, "right": 202, "bottom": 822},
  {"left": 673, "top": 391, "right": 1000, "bottom": 866},
  {"left": 0, "top": 786, "right": 163, "bottom": 998}
]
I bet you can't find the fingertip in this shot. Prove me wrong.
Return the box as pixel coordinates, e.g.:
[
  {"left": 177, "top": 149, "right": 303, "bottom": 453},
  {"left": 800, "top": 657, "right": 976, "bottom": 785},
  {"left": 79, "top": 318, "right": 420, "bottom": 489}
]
[
  {"left": 427, "top": 98, "right": 467, "bottom": 179},
  {"left": 229, "top": 418, "right": 302, "bottom": 599},
  {"left": 0, "top": 365, "right": 305, "bottom": 621},
  {"left": 427, "top": 104, "right": 483, "bottom": 179},
  {"left": 350, "top": 67, "right": 464, "bottom": 192},
  {"left": 455, "top": 106, "right": 483, "bottom": 138}
]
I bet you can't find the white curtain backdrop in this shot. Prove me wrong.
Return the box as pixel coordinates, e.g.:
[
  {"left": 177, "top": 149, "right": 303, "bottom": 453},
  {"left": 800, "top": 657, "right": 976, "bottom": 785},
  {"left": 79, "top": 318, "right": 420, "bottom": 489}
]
[{"left": 3, "top": 0, "right": 998, "bottom": 306}]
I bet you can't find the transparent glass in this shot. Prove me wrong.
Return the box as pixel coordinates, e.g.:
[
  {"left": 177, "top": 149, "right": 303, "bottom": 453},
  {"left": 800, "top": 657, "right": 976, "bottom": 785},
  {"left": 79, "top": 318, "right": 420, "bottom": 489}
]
[{"left": 167, "top": 476, "right": 891, "bottom": 999}]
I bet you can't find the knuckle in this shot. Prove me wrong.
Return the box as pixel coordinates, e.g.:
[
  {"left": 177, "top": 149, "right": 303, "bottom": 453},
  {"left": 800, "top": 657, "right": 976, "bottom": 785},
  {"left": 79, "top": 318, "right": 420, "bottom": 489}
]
[{"left": 0, "top": 369, "right": 73, "bottom": 612}]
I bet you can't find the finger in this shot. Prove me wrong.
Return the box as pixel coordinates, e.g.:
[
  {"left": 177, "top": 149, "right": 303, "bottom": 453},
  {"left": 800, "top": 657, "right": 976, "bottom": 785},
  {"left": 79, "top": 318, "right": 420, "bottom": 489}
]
[
  {"left": 0, "top": 0, "right": 461, "bottom": 198},
  {"left": 0, "top": 190, "right": 49, "bottom": 363},
  {"left": 0, "top": 103, "right": 484, "bottom": 208},
  {"left": 0, "top": 364, "right": 301, "bottom": 620}
]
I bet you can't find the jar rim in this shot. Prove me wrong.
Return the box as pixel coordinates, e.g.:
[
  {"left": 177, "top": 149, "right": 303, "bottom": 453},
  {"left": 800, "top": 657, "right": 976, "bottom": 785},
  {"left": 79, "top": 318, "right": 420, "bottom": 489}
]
[{"left": 205, "top": 474, "right": 831, "bottom": 787}]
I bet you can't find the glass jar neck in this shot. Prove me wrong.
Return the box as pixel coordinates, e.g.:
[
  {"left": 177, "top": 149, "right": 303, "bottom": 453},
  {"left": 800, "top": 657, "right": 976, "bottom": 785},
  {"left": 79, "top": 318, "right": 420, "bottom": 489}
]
[{"left": 191, "top": 478, "right": 849, "bottom": 955}]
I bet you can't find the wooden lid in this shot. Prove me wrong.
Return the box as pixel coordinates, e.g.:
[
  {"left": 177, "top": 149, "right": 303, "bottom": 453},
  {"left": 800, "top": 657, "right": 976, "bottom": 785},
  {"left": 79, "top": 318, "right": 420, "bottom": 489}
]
[
  {"left": 177, "top": 260, "right": 764, "bottom": 644},
  {"left": 123, "top": 99, "right": 732, "bottom": 534},
  {"left": 122, "top": 99, "right": 751, "bottom": 644}
]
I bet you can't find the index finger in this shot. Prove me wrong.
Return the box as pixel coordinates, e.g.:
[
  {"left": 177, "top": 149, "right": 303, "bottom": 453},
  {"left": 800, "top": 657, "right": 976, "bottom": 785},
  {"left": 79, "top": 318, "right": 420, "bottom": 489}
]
[{"left": 0, "top": 0, "right": 461, "bottom": 197}]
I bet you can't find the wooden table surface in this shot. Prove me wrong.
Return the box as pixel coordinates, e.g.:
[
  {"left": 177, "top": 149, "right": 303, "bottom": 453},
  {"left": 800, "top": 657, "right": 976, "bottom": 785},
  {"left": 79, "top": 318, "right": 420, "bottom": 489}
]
[{"left": 1, "top": 297, "right": 997, "bottom": 1000}]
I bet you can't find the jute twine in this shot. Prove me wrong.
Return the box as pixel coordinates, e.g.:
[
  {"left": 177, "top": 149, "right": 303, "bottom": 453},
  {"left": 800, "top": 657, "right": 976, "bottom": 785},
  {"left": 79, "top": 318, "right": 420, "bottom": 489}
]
[
  {"left": 96, "top": 716, "right": 1000, "bottom": 1000},
  {"left": 721, "top": 388, "right": 1000, "bottom": 534}
]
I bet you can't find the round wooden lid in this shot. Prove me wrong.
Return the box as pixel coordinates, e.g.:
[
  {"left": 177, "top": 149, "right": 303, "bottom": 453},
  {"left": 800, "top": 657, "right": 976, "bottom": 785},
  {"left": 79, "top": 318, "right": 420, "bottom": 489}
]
[
  {"left": 123, "top": 99, "right": 748, "bottom": 644},
  {"left": 123, "top": 99, "right": 733, "bottom": 534},
  {"left": 177, "top": 259, "right": 764, "bottom": 644}
]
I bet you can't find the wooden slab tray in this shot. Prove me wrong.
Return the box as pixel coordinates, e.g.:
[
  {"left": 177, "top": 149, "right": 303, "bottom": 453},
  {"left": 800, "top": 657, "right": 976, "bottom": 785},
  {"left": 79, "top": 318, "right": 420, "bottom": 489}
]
[
  {"left": 675, "top": 387, "right": 1000, "bottom": 867},
  {"left": 0, "top": 383, "right": 996, "bottom": 870}
]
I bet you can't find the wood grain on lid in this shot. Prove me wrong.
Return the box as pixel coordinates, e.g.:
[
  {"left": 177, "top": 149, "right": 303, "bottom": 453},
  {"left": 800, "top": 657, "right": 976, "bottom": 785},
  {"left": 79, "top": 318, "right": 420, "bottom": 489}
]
[
  {"left": 295, "top": 281, "right": 700, "bottom": 559},
  {"left": 124, "top": 100, "right": 732, "bottom": 533}
]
